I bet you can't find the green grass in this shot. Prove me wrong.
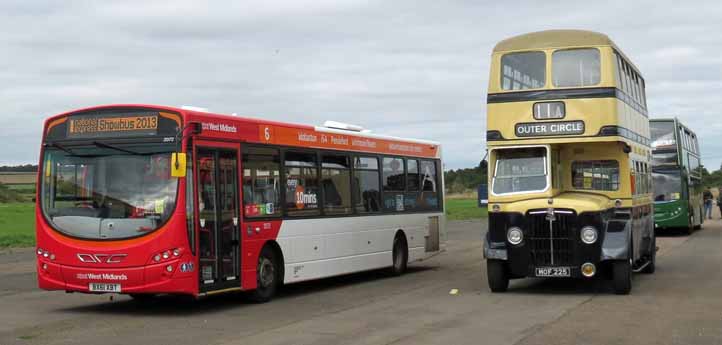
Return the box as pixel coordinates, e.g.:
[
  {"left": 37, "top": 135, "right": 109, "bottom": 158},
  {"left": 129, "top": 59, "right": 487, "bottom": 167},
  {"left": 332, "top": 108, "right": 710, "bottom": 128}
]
[
  {"left": 445, "top": 198, "right": 487, "bottom": 221},
  {"left": 6, "top": 183, "right": 35, "bottom": 191},
  {"left": 0, "top": 202, "right": 36, "bottom": 248}
]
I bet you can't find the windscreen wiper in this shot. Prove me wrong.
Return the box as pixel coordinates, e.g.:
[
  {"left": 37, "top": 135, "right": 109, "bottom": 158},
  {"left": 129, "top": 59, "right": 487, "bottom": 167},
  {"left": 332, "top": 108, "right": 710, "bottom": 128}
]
[{"left": 92, "top": 141, "right": 141, "bottom": 155}]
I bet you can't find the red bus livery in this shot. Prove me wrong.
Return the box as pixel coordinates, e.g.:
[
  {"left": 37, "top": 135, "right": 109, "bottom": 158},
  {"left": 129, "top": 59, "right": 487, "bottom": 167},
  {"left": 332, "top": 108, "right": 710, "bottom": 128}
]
[{"left": 36, "top": 105, "right": 446, "bottom": 301}]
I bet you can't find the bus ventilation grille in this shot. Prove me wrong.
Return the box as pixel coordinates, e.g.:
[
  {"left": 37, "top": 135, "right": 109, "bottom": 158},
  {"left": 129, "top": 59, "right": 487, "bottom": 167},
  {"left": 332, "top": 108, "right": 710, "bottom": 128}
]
[{"left": 527, "top": 211, "right": 574, "bottom": 266}]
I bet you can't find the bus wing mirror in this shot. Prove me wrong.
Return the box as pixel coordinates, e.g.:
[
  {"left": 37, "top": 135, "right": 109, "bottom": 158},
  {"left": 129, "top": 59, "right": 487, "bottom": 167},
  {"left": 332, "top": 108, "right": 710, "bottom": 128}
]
[{"left": 171, "top": 152, "right": 187, "bottom": 178}]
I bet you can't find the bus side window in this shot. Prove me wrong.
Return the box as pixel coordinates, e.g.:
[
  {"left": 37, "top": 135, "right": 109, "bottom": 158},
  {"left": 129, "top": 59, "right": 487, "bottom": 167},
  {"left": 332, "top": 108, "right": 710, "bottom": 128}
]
[
  {"left": 321, "top": 154, "right": 352, "bottom": 215},
  {"left": 284, "top": 151, "right": 320, "bottom": 217},
  {"left": 420, "top": 160, "right": 440, "bottom": 210},
  {"left": 242, "top": 146, "right": 282, "bottom": 218},
  {"left": 405, "top": 159, "right": 421, "bottom": 211},
  {"left": 382, "top": 157, "right": 406, "bottom": 212},
  {"left": 353, "top": 156, "right": 380, "bottom": 214}
]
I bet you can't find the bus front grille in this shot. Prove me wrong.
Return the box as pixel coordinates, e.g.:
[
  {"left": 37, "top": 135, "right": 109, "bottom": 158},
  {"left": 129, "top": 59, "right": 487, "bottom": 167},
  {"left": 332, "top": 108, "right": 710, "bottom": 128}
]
[{"left": 527, "top": 211, "right": 574, "bottom": 266}]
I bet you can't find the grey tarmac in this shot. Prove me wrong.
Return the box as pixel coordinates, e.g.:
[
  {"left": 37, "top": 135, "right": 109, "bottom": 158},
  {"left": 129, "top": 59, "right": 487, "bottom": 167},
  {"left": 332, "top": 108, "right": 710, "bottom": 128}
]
[{"left": 0, "top": 218, "right": 716, "bottom": 345}]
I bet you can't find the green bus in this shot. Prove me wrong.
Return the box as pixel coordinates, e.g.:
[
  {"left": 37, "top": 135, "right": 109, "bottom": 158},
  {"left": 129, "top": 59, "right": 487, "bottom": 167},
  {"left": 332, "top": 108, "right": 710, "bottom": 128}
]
[{"left": 650, "top": 118, "right": 703, "bottom": 233}]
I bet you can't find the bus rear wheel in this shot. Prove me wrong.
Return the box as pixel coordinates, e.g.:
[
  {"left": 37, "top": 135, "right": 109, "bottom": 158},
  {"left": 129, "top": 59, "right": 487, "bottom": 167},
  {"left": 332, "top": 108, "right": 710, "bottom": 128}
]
[
  {"left": 391, "top": 235, "right": 408, "bottom": 276},
  {"left": 487, "top": 260, "right": 509, "bottom": 293},
  {"left": 612, "top": 258, "right": 632, "bottom": 295},
  {"left": 248, "top": 246, "right": 279, "bottom": 303},
  {"left": 641, "top": 235, "right": 656, "bottom": 274}
]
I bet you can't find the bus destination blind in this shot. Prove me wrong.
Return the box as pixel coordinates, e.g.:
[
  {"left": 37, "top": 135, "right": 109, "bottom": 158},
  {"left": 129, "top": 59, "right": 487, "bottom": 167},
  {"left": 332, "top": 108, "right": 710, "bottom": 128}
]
[{"left": 67, "top": 115, "right": 159, "bottom": 138}]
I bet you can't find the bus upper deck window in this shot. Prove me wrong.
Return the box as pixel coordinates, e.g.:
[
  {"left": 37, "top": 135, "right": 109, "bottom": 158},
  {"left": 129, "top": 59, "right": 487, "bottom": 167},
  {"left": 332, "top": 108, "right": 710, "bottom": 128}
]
[
  {"left": 501, "top": 51, "right": 546, "bottom": 90},
  {"left": 552, "top": 48, "right": 601, "bottom": 87}
]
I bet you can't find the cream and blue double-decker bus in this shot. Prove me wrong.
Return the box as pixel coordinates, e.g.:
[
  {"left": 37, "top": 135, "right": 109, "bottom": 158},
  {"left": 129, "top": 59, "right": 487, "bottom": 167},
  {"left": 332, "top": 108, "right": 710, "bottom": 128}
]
[{"left": 483, "top": 30, "right": 656, "bottom": 294}]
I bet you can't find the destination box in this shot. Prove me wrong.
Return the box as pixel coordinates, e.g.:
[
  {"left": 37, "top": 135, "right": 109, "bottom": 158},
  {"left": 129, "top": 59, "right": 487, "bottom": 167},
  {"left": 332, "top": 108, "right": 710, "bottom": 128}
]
[{"left": 515, "top": 121, "right": 585, "bottom": 137}]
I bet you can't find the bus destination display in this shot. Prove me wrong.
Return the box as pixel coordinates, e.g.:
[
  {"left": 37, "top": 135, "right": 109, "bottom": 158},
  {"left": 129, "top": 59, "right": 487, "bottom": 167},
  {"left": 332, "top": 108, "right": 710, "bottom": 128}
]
[{"left": 67, "top": 115, "right": 159, "bottom": 138}]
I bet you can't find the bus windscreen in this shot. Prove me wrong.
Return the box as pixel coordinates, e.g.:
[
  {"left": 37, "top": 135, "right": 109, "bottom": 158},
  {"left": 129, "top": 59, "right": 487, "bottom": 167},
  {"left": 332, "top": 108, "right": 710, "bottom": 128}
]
[
  {"left": 40, "top": 144, "right": 178, "bottom": 240},
  {"left": 652, "top": 170, "right": 681, "bottom": 202}
]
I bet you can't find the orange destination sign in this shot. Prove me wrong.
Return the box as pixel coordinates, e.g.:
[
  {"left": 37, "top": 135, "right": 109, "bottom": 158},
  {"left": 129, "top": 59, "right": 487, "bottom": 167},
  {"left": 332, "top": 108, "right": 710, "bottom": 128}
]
[
  {"left": 68, "top": 115, "right": 159, "bottom": 138},
  {"left": 257, "top": 124, "right": 439, "bottom": 158}
]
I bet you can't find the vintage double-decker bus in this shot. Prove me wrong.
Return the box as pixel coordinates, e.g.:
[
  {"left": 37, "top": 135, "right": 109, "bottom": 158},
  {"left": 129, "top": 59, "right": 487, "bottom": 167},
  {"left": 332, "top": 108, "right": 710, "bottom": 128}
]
[
  {"left": 650, "top": 118, "right": 703, "bottom": 233},
  {"left": 36, "top": 104, "right": 445, "bottom": 302},
  {"left": 483, "top": 30, "right": 656, "bottom": 294}
]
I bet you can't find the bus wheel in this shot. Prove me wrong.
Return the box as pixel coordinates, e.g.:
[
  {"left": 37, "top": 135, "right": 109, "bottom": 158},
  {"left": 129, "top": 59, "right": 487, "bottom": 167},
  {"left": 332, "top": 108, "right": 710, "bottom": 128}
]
[
  {"left": 684, "top": 215, "right": 694, "bottom": 235},
  {"left": 641, "top": 236, "right": 656, "bottom": 274},
  {"left": 612, "top": 258, "right": 632, "bottom": 295},
  {"left": 248, "top": 246, "right": 279, "bottom": 303},
  {"left": 487, "top": 260, "right": 509, "bottom": 293},
  {"left": 693, "top": 212, "right": 702, "bottom": 230},
  {"left": 391, "top": 235, "right": 408, "bottom": 276}
]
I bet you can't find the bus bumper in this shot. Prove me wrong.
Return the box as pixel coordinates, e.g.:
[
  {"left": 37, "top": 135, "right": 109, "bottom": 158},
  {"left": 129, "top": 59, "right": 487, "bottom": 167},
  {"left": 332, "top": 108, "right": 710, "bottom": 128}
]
[
  {"left": 37, "top": 260, "right": 197, "bottom": 295},
  {"left": 485, "top": 210, "right": 627, "bottom": 279}
]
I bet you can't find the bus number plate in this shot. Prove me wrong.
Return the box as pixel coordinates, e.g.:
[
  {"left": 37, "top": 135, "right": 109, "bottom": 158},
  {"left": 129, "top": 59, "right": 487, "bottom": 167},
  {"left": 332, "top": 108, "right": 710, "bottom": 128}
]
[
  {"left": 89, "top": 283, "right": 121, "bottom": 293},
  {"left": 535, "top": 267, "right": 570, "bottom": 277}
]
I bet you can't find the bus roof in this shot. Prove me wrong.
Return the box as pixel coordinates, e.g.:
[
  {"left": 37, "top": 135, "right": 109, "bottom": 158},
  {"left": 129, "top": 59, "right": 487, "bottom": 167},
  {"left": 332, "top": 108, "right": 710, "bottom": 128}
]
[
  {"left": 492, "top": 29, "right": 642, "bottom": 75},
  {"left": 651, "top": 117, "right": 698, "bottom": 137},
  {"left": 44, "top": 104, "right": 441, "bottom": 156},
  {"left": 493, "top": 30, "right": 614, "bottom": 52}
]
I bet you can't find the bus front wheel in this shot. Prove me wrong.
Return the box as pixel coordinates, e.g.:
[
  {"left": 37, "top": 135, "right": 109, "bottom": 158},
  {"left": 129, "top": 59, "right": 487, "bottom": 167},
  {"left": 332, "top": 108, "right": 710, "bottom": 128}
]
[
  {"left": 684, "top": 215, "right": 694, "bottom": 235},
  {"left": 487, "top": 260, "right": 509, "bottom": 293},
  {"left": 248, "top": 246, "right": 280, "bottom": 303},
  {"left": 613, "top": 258, "right": 632, "bottom": 295}
]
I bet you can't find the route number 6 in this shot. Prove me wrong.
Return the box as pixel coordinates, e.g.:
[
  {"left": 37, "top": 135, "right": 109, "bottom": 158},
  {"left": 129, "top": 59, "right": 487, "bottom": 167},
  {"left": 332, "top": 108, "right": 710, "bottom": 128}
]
[{"left": 262, "top": 126, "right": 272, "bottom": 142}]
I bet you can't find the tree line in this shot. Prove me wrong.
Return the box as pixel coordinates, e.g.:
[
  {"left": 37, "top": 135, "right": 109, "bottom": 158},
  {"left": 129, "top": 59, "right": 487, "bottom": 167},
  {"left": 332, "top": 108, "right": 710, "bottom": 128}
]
[
  {"left": 0, "top": 164, "right": 38, "bottom": 172},
  {"left": 444, "top": 161, "right": 488, "bottom": 194}
]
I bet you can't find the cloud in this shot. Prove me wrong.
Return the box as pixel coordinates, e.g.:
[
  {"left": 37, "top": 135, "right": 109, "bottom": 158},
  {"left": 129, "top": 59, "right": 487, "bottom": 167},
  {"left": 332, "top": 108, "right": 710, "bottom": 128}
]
[{"left": 1, "top": 0, "right": 722, "bottom": 170}]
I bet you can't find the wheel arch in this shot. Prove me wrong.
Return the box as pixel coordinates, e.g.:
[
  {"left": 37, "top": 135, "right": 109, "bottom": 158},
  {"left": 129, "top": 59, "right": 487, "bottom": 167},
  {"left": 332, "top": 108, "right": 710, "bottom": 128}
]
[
  {"left": 262, "top": 240, "right": 285, "bottom": 285},
  {"left": 600, "top": 218, "right": 633, "bottom": 261},
  {"left": 394, "top": 229, "right": 407, "bottom": 242}
]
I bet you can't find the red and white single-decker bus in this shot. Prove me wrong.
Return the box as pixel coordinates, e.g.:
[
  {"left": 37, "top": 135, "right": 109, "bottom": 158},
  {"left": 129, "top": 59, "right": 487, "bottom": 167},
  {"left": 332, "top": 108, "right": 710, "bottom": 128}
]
[{"left": 36, "top": 104, "right": 446, "bottom": 301}]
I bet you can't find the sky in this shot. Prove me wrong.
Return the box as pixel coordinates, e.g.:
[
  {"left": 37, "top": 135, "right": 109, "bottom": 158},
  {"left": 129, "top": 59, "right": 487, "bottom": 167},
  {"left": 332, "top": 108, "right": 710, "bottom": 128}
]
[{"left": 2, "top": 0, "right": 722, "bottom": 170}]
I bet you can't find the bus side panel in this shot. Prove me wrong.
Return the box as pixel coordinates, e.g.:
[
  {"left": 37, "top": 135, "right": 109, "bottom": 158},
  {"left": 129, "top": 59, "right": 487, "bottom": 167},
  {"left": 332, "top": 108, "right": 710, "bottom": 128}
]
[
  {"left": 276, "top": 213, "right": 443, "bottom": 284},
  {"left": 240, "top": 220, "right": 283, "bottom": 290}
]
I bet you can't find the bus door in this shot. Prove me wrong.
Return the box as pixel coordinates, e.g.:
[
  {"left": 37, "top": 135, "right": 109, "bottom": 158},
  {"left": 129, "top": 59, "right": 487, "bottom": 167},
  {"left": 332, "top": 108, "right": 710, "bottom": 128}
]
[{"left": 196, "top": 146, "right": 241, "bottom": 291}]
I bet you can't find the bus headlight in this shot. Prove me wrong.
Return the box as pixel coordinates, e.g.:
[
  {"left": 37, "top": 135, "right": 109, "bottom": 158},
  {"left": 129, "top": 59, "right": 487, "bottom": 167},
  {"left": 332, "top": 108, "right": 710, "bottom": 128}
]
[
  {"left": 581, "top": 226, "right": 598, "bottom": 244},
  {"left": 507, "top": 227, "right": 523, "bottom": 245}
]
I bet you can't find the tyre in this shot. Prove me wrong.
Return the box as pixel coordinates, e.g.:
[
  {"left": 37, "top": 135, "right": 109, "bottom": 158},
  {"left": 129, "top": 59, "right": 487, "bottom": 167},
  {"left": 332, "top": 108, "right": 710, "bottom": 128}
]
[
  {"left": 391, "top": 235, "right": 408, "bottom": 276},
  {"left": 248, "top": 246, "right": 279, "bottom": 303},
  {"left": 641, "top": 235, "right": 656, "bottom": 274},
  {"left": 612, "top": 258, "right": 632, "bottom": 295},
  {"left": 682, "top": 215, "right": 693, "bottom": 235},
  {"left": 487, "top": 260, "right": 509, "bottom": 293}
]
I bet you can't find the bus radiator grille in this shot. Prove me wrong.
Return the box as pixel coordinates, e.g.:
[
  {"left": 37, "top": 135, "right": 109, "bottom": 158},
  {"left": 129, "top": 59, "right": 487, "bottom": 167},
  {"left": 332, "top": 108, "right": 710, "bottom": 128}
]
[{"left": 527, "top": 211, "right": 574, "bottom": 266}]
